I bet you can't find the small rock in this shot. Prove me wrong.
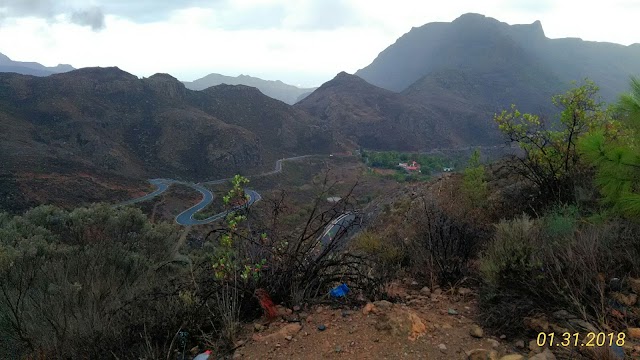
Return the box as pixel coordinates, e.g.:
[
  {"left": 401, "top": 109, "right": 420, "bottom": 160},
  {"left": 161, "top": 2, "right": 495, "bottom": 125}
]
[
  {"left": 467, "top": 348, "right": 498, "bottom": 360},
  {"left": 315, "top": 306, "right": 323, "bottom": 314},
  {"left": 612, "top": 292, "right": 638, "bottom": 306},
  {"left": 499, "top": 355, "right": 524, "bottom": 360},
  {"left": 317, "top": 324, "right": 326, "bottom": 331},
  {"left": 629, "top": 277, "right": 640, "bottom": 294},
  {"left": 529, "top": 339, "right": 543, "bottom": 353},
  {"left": 293, "top": 305, "right": 301, "bottom": 312},
  {"left": 342, "top": 310, "right": 353, "bottom": 317},
  {"left": 567, "top": 319, "right": 599, "bottom": 333},
  {"left": 552, "top": 309, "right": 575, "bottom": 320},
  {"left": 254, "top": 323, "right": 265, "bottom": 332},
  {"left": 373, "top": 300, "right": 393, "bottom": 310},
  {"left": 487, "top": 339, "right": 500, "bottom": 348},
  {"left": 515, "top": 340, "right": 525, "bottom": 348},
  {"left": 499, "top": 335, "right": 507, "bottom": 340},
  {"left": 285, "top": 335, "right": 292, "bottom": 341},
  {"left": 458, "top": 287, "right": 472, "bottom": 296},
  {"left": 628, "top": 327, "right": 640, "bottom": 339},
  {"left": 448, "top": 308, "right": 459, "bottom": 315},
  {"left": 524, "top": 317, "right": 549, "bottom": 332},
  {"left": 334, "top": 346, "right": 342, "bottom": 353},
  {"left": 528, "top": 348, "right": 556, "bottom": 360},
  {"left": 420, "top": 287, "right": 431, "bottom": 296},
  {"left": 438, "top": 343, "right": 447, "bottom": 352},
  {"left": 433, "top": 288, "right": 443, "bottom": 296},
  {"left": 232, "top": 352, "right": 243, "bottom": 359},
  {"left": 363, "top": 303, "right": 376, "bottom": 315},
  {"left": 411, "top": 280, "right": 419, "bottom": 287},
  {"left": 469, "top": 324, "right": 484, "bottom": 338}
]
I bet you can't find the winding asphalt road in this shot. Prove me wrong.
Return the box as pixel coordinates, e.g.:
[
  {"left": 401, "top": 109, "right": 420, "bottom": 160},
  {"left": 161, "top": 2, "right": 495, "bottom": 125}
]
[{"left": 116, "top": 156, "right": 309, "bottom": 226}]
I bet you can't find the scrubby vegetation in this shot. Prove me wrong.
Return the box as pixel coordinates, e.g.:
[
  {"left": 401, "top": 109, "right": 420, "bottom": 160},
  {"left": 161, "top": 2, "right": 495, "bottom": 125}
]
[
  {"left": 4, "top": 78, "right": 640, "bottom": 358},
  {"left": 0, "top": 176, "right": 385, "bottom": 358}
]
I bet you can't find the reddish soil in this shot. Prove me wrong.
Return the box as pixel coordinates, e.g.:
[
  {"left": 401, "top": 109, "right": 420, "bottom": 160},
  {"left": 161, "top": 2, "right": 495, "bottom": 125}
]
[{"left": 235, "top": 285, "right": 528, "bottom": 360}]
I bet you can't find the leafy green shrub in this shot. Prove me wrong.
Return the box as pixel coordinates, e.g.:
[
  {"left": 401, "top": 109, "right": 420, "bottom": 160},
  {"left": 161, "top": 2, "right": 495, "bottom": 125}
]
[{"left": 541, "top": 204, "right": 579, "bottom": 238}]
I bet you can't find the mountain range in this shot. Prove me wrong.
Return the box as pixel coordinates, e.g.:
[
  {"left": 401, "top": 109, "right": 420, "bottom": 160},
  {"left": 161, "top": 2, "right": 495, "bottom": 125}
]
[
  {"left": 0, "top": 52, "right": 75, "bottom": 76},
  {"left": 2, "top": 13, "right": 640, "bottom": 211},
  {"left": 355, "top": 13, "right": 640, "bottom": 102},
  {"left": 296, "top": 13, "right": 640, "bottom": 151},
  {"left": 183, "top": 73, "right": 316, "bottom": 105},
  {"left": 0, "top": 67, "right": 334, "bottom": 212}
]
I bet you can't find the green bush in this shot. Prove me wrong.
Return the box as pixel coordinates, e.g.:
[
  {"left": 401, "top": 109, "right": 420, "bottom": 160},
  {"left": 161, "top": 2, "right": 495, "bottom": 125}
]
[
  {"left": 541, "top": 204, "right": 579, "bottom": 238},
  {"left": 0, "top": 204, "right": 187, "bottom": 358},
  {"left": 480, "top": 214, "right": 542, "bottom": 288}
]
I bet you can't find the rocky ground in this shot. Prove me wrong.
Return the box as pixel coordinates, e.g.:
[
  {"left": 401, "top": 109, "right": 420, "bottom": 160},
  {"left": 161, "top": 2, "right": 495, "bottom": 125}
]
[{"left": 208, "top": 281, "right": 631, "bottom": 360}]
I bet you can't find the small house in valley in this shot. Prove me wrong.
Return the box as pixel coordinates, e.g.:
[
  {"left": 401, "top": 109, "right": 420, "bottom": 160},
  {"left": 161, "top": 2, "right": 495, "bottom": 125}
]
[{"left": 398, "top": 161, "right": 421, "bottom": 172}]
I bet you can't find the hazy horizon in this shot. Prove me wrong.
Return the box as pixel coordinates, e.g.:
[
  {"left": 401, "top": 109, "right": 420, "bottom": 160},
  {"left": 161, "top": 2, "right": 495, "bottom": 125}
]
[{"left": 0, "top": 0, "right": 638, "bottom": 87}]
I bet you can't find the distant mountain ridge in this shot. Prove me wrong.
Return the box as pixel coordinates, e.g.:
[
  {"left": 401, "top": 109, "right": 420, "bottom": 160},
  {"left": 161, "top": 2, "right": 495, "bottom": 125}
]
[
  {"left": 184, "top": 73, "right": 317, "bottom": 105},
  {"left": 355, "top": 13, "right": 640, "bottom": 102},
  {"left": 0, "top": 52, "right": 74, "bottom": 76},
  {"left": 0, "top": 67, "right": 334, "bottom": 212},
  {"left": 298, "top": 13, "right": 640, "bottom": 152}
]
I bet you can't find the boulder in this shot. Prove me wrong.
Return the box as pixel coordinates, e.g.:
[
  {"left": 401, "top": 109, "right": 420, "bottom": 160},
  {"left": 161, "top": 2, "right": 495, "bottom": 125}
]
[{"left": 374, "top": 307, "right": 427, "bottom": 341}]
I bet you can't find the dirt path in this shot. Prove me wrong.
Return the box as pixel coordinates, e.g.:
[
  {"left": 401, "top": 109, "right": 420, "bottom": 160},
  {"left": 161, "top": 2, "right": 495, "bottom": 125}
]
[{"left": 233, "top": 284, "right": 533, "bottom": 360}]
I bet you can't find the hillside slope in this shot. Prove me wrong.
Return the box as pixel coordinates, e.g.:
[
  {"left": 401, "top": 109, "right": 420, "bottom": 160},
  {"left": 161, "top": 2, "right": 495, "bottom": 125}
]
[
  {"left": 0, "top": 68, "right": 333, "bottom": 212},
  {"left": 295, "top": 72, "right": 467, "bottom": 151}
]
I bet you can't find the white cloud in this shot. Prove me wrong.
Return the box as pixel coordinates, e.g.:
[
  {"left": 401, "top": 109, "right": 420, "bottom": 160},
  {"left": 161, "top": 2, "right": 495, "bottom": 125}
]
[{"left": 0, "top": 0, "right": 637, "bottom": 87}]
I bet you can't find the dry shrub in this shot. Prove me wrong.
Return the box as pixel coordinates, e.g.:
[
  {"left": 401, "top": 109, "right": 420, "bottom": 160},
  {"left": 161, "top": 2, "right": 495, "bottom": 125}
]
[
  {"left": 479, "top": 214, "right": 640, "bottom": 333},
  {"left": 408, "top": 195, "right": 487, "bottom": 287}
]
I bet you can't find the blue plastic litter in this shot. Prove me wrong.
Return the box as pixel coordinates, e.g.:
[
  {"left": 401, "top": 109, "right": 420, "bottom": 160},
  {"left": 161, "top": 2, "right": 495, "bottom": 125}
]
[{"left": 330, "top": 283, "right": 350, "bottom": 298}]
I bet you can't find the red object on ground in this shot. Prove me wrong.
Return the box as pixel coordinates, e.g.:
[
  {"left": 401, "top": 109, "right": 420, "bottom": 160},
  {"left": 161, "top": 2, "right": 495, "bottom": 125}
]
[
  {"left": 255, "top": 288, "right": 278, "bottom": 319},
  {"left": 193, "top": 349, "right": 212, "bottom": 360}
]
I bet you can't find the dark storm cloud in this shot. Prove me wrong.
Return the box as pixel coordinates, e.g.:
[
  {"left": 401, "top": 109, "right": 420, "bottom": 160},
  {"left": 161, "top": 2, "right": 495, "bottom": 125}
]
[
  {"left": 0, "top": 0, "right": 226, "bottom": 28},
  {"left": 0, "top": 0, "right": 107, "bottom": 30},
  {"left": 70, "top": 7, "right": 105, "bottom": 31}
]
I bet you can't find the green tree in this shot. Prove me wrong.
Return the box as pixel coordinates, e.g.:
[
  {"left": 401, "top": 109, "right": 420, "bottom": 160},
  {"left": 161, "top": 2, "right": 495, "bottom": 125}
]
[
  {"left": 494, "top": 80, "right": 606, "bottom": 203},
  {"left": 579, "top": 77, "right": 640, "bottom": 217},
  {"left": 462, "top": 149, "right": 488, "bottom": 207}
]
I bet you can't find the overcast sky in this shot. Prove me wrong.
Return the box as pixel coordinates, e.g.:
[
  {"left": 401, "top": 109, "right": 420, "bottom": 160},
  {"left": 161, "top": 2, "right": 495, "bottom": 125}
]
[{"left": 0, "top": 0, "right": 637, "bottom": 87}]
